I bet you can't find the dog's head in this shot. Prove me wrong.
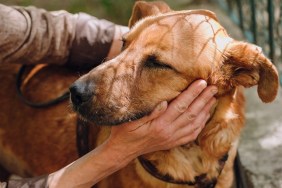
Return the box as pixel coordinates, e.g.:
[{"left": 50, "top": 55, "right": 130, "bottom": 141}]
[{"left": 70, "top": 1, "right": 279, "bottom": 125}]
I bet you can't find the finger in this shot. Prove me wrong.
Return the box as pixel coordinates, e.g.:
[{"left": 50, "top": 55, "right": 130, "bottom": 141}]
[
  {"left": 182, "top": 97, "right": 215, "bottom": 135},
  {"left": 159, "top": 80, "right": 207, "bottom": 123},
  {"left": 171, "top": 92, "right": 217, "bottom": 130},
  {"left": 173, "top": 125, "right": 203, "bottom": 147},
  {"left": 184, "top": 86, "right": 217, "bottom": 119},
  {"left": 177, "top": 112, "right": 211, "bottom": 147},
  {"left": 149, "top": 101, "right": 168, "bottom": 119},
  {"left": 190, "top": 97, "right": 216, "bottom": 127},
  {"left": 172, "top": 106, "right": 214, "bottom": 146},
  {"left": 201, "top": 96, "right": 217, "bottom": 115},
  {"left": 171, "top": 109, "right": 209, "bottom": 140},
  {"left": 193, "top": 111, "right": 211, "bottom": 131},
  {"left": 168, "top": 96, "right": 215, "bottom": 142}
]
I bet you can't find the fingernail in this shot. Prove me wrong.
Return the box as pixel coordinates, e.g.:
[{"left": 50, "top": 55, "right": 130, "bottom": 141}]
[
  {"left": 157, "top": 101, "right": 167, "bottom": 111},
  {"left": 199, "top": 80, "right": 207, "bottom": 87},
  {"left": 211, "top": 87, "right": 218, "bottom": 94}
]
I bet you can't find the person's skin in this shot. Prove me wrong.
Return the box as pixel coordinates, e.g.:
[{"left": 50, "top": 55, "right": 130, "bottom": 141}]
[
  {"left": 107, "top": 25, "right": 129, "bottom": 60},
  {"left": 47, "top": 80, "right": 217, "bottom": 188}
]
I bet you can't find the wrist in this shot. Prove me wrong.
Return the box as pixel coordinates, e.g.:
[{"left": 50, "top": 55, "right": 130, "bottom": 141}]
[
  {"left": 103, "top": 138, "right": 137, "bottom": 168},
  {"left": 47, "top": 140, "right": 135, "bottom": 188},
  {"left": 107, "top": 25, "right": 129, "bottom": 59}
]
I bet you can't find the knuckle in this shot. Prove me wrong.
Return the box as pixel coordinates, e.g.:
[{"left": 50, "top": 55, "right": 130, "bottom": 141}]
[
  {"left": 185, "top": 110, "right": 197, "bottom": 121},
  {"left": 174, "top": 102, "right": 188, "bottom": 113},
  {"left": 188, "top": 114, "right": 197, "bottom": 121},
  {"left": 202, "top": 96, "right": 211, "bottom": 104}
]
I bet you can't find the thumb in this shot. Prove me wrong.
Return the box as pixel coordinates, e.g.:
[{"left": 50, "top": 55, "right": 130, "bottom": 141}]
[
  {"left": 122, "top": 101, "right": 168, "bottom": 128},
  {"left": 147, "top": 101, "right": 168, "bottom": 120}
]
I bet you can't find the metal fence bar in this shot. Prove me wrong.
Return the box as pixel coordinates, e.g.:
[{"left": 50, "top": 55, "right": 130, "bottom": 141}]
[
  {"left": 236, "top": 0, "right": 244, "bottom": 30},
  {"left": 267, "top": 0, "right": 275, "bottom": 61},
  {"left": 250, "top": 0, "right": 257, "bottom": 44}
]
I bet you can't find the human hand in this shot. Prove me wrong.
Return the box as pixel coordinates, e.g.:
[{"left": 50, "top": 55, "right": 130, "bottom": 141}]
[{"left": 106, "top": 80, "right": 217, "bottom": 162}]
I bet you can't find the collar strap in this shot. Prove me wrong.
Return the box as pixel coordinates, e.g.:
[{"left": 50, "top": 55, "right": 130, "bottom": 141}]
[
  {"left": 138, "top": 156, "right": 196, "bottom": 186},
  {"left": 138, "top": 153, "right": 228, "bottom": 187},
  {"left": 76, "top": 118, "right": 90, "bottom": 157},
  {"left": 16, "top": 65, "right": 70, "bottom": 108}
]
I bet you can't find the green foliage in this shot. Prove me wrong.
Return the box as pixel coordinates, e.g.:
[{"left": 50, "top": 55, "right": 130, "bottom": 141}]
[
  {"left": 1, "top": 0, "right": 136, "bottom": 25},
  {"left": 0, "top": 0, "right": 197, "bottom": 25},
  {"left": 99, "top": 0, "right": 135, "bottom": 24}
]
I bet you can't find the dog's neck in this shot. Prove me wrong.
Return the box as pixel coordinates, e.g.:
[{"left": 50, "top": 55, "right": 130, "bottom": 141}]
[{"left": 135, "top": 88, "right": 244, "bottom": 186}]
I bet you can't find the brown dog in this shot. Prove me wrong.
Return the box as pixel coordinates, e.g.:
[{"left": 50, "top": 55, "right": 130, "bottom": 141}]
[{"left": 0, "top": 1, "right": 279, "bottom": 188}]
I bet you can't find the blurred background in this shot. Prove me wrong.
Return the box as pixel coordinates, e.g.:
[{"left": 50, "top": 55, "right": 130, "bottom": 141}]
[{"left": 0, "top": 0, "right": 198, "bottom": 25}]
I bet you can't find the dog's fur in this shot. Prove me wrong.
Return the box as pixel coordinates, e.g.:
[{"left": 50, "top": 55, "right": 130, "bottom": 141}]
[{"left": 0, "top": 1, "right": 279, "bottom": 188}]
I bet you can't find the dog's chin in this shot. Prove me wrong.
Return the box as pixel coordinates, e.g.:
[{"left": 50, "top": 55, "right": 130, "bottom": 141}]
[
  {"left": 73, "top": 105, "right": 151, "bottom": 126},
  {"left": 80, "top": 112, "right": 148, "bottom": 126}
]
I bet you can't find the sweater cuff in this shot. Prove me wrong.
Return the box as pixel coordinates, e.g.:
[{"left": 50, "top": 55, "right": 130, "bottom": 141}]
[{"left": 7, "top": 175, "right": 48, "bottom": 188}]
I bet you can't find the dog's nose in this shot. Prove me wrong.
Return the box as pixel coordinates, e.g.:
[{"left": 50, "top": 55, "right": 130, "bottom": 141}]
[{"left": 69, "top": 81, "right": 93, "bottom": 106}]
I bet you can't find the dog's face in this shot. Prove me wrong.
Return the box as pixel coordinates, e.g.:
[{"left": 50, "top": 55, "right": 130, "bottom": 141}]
[{"left": 70, "top": 2, "right": 278, "bottom": 125}]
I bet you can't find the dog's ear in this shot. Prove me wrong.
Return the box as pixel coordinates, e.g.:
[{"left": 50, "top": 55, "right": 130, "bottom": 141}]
[
  {"left": 128, "top": 1, "right": 171, "bottom": 28},
  {"left": 224, "top": 41, "right": 279, "bottom": 103}
]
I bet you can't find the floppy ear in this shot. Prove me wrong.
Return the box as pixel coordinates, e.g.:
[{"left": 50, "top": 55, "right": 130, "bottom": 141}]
[
  {"left": 128, "top": 1, "right": 171, "bottom": 28},
  {"left": 224, "top": 41, "right": 279, "bottom": 103}
]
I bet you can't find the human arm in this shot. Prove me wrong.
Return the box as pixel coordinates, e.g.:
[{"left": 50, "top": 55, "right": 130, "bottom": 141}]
[{"left": 0, "top": 4, "right": 127, "bottom": 68}]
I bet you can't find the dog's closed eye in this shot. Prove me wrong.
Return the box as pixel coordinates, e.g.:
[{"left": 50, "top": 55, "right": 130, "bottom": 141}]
[{"left": 144, "top": 55, "right": 172, "bottom": 70}]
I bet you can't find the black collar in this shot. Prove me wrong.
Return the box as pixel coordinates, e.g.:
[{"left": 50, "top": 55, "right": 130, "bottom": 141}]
[
  {"left": 138, "top": 153, "right": 229, "bottom": 187},
  {"left": 138, "top": 156, "right": 196, "bottom": 186}
]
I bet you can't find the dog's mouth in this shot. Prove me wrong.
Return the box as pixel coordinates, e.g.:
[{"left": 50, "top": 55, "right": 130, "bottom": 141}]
[{"left": 72, "top": 101, "right": 152, "bottom": 126}]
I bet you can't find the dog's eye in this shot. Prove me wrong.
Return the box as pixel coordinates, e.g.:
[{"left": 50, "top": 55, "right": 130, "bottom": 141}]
[{"left": 145, "top": 56, "right": 172, "bottom": 70}]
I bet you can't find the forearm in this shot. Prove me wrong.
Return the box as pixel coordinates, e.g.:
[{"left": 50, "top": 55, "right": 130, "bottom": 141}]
[
  {"left": 0, "top": 4, "right": 123, "bottom": 67},
  {"left": 5, "top": 138, "right": 135, "bottom": 188},
  {"left": 0, "top": 4, "right": 77, "bottom": 65},
  {"left": 47, "top": 140, "right": 134, "bottom": 188}
]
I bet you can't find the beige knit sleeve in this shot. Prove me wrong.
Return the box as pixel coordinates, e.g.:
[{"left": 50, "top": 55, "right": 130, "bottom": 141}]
[{"left": 0, "top": 4, "right": 115, "bottom": 68}]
